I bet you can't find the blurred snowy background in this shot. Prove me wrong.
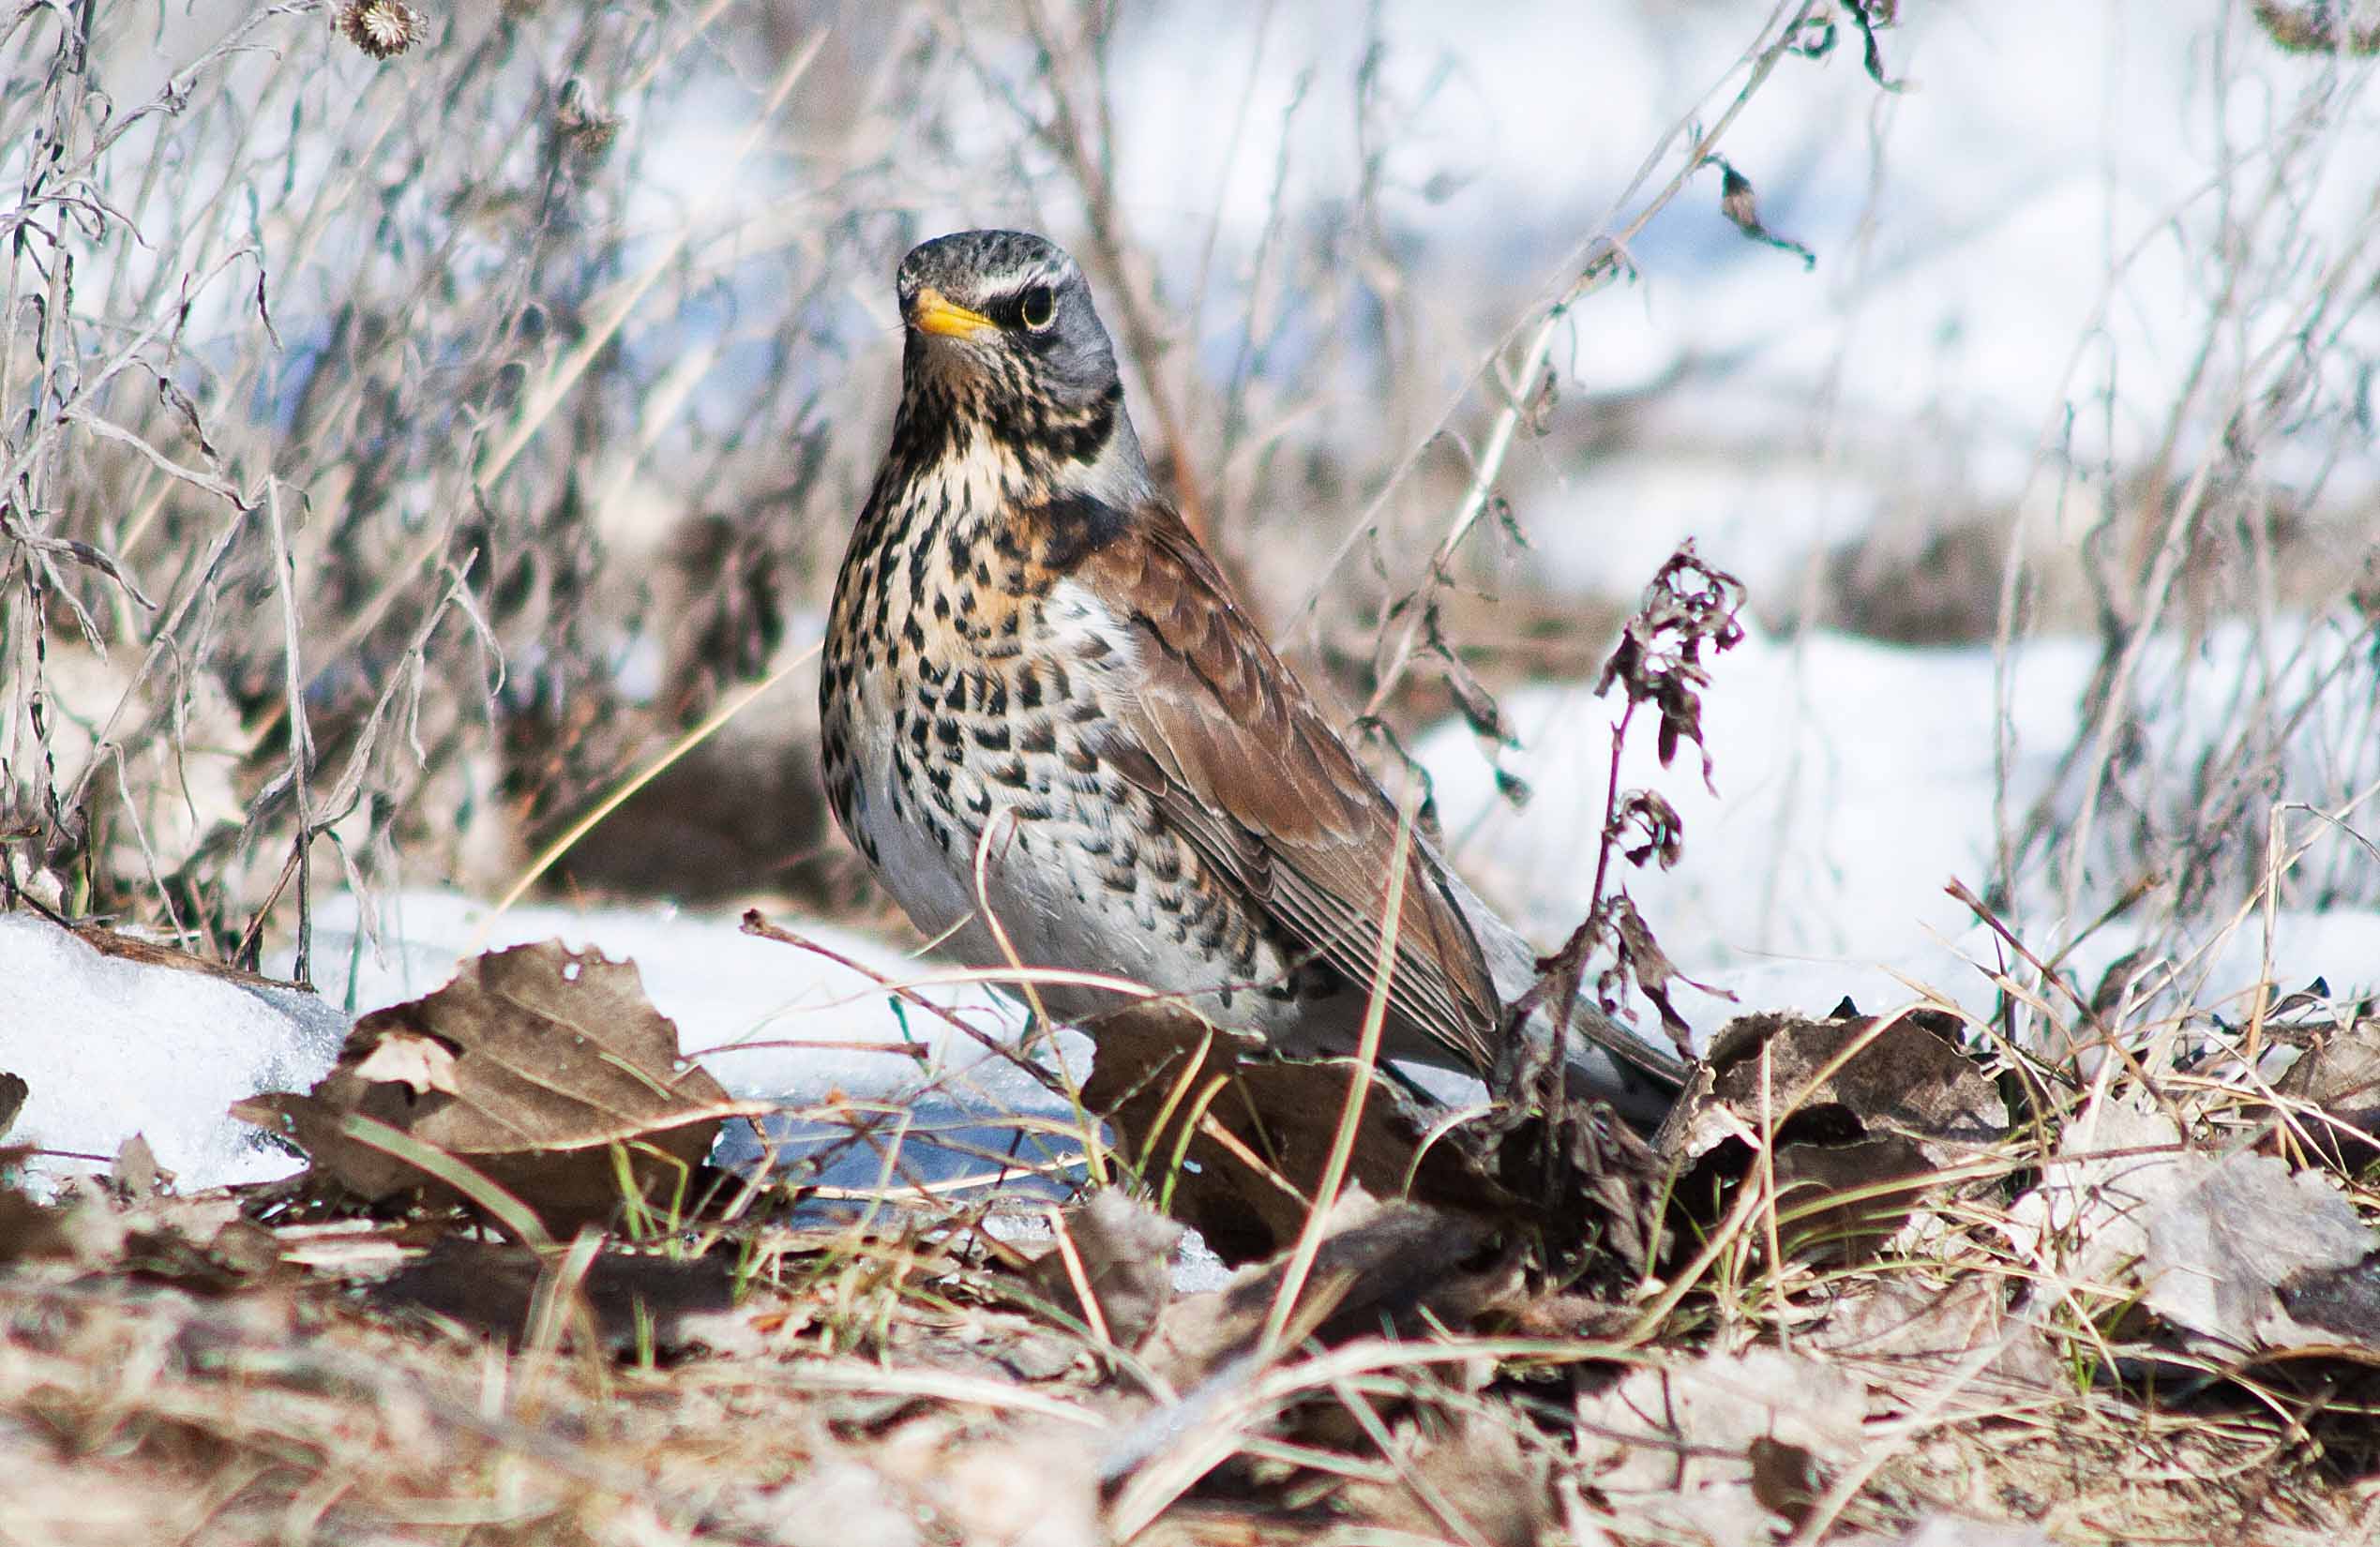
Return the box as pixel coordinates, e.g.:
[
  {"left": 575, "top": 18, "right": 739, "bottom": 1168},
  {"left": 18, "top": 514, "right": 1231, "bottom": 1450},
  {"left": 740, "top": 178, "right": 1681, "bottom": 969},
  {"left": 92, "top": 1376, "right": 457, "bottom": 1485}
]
[{"left": 3, "top": 0, "right": 2375, "bottom": 1187}]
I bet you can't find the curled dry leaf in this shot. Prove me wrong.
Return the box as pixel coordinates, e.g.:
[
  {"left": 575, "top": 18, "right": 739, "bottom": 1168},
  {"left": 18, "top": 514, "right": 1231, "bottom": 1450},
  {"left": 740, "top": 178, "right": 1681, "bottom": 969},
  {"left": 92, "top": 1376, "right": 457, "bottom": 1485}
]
[
  {"left": 1657, "top": 1009, "right": 2010, "bottom": 1258},
  {"left": 1575, "top": 1348, "right": 1867, "bottom": 1542},
  {"left": 233, "top": 940, "right": 744, "bottom": 1234},
  {"left": 2005, "top": 1093, "right": 2380, "bottom": 1359},
  {"left": 2273, "top": 1013, "right": 2380, "bottom": 1168},
  {"left": 1662, "top": 1009, "right": 2010, "bottom": 1167},
  {"left": 1079, "top": 1013, "right": 1518, "bottom": 1264},
  {"left": 1137, "top": 1188, "right": 1499, "bottom": 1394}
]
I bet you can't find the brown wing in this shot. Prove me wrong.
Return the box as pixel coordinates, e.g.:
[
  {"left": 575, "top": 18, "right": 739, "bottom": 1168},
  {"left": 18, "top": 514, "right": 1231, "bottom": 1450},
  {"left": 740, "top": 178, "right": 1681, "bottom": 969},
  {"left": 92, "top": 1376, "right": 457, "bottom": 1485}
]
[{"left": 1078, "top": 503, "right": 1501, "bottom": 1074}]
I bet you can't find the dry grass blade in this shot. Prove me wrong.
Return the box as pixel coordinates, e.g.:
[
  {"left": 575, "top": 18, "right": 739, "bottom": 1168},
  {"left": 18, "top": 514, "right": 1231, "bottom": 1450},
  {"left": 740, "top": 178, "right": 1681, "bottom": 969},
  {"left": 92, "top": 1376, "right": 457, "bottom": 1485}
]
[{"left": 1259, "top": 792, "right": 1417, "bottom": 1361}]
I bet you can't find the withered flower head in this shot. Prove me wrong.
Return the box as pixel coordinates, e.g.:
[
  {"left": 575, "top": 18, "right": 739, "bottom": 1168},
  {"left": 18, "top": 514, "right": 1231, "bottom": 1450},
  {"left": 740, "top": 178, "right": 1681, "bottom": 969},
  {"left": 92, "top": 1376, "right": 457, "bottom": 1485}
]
[{"left": 337, "top": 0, "right": 424, "bottom": 61}]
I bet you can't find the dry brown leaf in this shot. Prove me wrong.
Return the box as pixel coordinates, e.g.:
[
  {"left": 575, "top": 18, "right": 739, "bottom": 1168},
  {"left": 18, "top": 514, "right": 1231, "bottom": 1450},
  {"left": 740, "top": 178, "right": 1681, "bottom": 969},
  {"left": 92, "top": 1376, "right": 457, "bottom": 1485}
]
[
  {"left": 233, "top": 940, "right": 742, "bottom": 1234},
  {"left": 1139, "top": 1189, "right": 1497, "bottom": 1393},
  {"left": 1661, "top": 1009, "right": 2009, "bottom": 1169},
  {"left": 1048, "top": 1188, "right": 1182, "bottom": 1351},
  {"left": 1657, "top": 1010, "right": 2008, "bottom": 1261},
  {"left": 2005, "top": 1093, "right": 2380, "bottom": 1359},
  {"left": 0, "top": 1071, "right": 26, "bottom": 1139},
  {"left": 2274, "top": 1014, "right": 2380, "bottom": 1168},
  {"left": 1575, "top": 1348, "right": 1868, "bottom": 1542}
]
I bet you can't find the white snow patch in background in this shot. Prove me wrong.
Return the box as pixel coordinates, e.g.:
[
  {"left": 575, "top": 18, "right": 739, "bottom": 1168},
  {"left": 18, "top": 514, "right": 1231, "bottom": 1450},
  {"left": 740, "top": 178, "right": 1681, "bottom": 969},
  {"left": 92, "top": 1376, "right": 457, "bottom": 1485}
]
[
  {"left": 1423, "top": 627, "right": 2093, "bottom": 967},
  {"left": 0, "top": 916, "right": 346, "bottom": 1191},
  {"left": 1423, "top": 626, "right": 2380, "bottom": 1047}
]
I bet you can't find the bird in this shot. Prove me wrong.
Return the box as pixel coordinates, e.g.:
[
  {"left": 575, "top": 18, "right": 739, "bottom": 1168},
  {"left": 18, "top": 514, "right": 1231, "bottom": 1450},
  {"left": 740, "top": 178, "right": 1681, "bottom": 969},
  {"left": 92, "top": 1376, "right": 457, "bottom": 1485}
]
[{"left": 819, "top": 229, "right": 1686, "bottom": 1133}]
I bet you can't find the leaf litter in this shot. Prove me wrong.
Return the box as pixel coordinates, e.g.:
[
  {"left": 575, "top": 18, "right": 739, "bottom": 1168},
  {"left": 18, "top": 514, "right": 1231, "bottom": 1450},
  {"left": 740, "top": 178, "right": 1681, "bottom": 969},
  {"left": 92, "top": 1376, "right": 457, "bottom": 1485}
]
[{"left": 7, "top": 920, "right": 2380, "bottom": 1544}]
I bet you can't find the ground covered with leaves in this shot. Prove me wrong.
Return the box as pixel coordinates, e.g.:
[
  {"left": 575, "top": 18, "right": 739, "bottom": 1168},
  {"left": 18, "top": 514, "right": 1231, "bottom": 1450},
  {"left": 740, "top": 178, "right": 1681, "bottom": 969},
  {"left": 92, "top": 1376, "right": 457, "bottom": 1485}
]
[{"left": 8, "top": 922, "right": 2380, "bottom": 1546}]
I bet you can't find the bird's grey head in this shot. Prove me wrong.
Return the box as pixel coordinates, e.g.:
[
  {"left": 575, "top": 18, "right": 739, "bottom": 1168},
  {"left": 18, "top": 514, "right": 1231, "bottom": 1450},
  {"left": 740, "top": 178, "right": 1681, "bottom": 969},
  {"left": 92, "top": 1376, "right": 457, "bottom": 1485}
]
[{"left": 893, "top": 231, "right": 1146, "bottom": 494}]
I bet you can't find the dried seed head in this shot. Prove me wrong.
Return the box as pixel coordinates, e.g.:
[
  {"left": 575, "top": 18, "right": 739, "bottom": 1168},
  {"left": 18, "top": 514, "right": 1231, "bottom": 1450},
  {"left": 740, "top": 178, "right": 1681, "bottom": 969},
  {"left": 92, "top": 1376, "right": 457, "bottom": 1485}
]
[
  {"left": 337, "top": 0, "right": 424, "bottom": 61},
  {"left": 554, "top": 78, "right": 620, "bottom": 164}
]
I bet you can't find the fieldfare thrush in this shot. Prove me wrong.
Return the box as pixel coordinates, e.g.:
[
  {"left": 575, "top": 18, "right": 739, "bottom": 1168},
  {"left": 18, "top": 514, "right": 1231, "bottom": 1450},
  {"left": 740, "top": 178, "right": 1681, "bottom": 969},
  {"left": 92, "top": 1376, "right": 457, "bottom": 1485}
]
[{"left": 820, "top": 230, "right": 1686, "bottom": 1136}]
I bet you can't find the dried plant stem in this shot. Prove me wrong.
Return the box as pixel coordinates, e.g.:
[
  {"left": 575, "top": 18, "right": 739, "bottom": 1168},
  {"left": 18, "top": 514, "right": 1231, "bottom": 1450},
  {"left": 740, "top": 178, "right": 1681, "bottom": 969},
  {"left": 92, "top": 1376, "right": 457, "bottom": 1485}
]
[
  {"left": 475, "top": 643, "right": 820, "bottom": 943},
  {"left": 1258, "top": 793, "right": 1417, "bottom": 1363}
]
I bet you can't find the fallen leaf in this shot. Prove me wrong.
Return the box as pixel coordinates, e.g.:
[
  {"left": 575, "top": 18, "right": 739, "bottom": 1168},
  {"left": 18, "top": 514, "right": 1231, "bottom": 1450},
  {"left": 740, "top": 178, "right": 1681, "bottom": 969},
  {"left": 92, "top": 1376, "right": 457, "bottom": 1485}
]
[
  {"left": 1660, "top": 1010, "right": 2009, "bottom": 1263},
  {"left": 234, "top": 940, "right": 746, "bottom": 1235},
  {"left": 1049, "top": 1188, "right": 1182, "bottom": 1351},
  {"left": 1575, "top": 1348, "right": 1868, "bottom": 1542},
  {"left": 111, "top": 1132, "right": 162, "bottom": 1200},
  {"left": 2138, "top": 1148, "right": 2379, "bottom": 1357},
  {"left": 1138, "top": 1189, "right": 1497, "bottom": 1393},
  {"left": 2274, "top": 1014, "right": 2380, "bottom": 1168},
  {"left": 2004, "top": 1093, "right": 2380, "bottom": 1359},
  {"left": 1661, "top": 1010, "right": 2009, "bottom": 1170}
]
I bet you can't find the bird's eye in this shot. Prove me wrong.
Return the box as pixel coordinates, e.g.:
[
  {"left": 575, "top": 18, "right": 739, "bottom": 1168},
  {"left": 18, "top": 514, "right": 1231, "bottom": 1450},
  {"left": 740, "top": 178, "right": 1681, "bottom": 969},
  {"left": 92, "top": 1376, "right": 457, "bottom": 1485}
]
[{"left": 1017, "top": 285, "right": 1056, "bottom": 331}]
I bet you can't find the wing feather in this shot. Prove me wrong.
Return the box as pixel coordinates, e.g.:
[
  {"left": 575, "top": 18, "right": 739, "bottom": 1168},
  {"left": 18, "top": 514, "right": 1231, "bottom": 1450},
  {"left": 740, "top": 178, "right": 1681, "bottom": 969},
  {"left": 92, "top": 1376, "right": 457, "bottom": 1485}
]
[{"left": 1078, "top": 504, "right": 1500, "bottom": 1073}]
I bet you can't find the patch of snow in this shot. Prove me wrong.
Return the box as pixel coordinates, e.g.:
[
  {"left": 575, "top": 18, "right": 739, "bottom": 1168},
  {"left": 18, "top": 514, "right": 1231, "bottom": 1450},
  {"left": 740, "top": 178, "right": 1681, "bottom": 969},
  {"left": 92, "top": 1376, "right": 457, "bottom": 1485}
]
[
  {"left": 1423, "top": 626, "right": 2094, "bottom": 965},
  {"left": 0, "top": 917, "right": 345, "bottom": 1191},
  {"left": 1423, "top": 624, "right": 2380, "bottom": 1048}
]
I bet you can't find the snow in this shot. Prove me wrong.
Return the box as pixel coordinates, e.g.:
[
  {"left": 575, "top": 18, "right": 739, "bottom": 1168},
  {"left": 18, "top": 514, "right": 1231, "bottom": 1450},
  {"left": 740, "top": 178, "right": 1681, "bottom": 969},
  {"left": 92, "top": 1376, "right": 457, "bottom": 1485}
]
[
  {"left": 0, "top": 917, "right": 347, "bottom": 1190},
  {"left": 1420, "top": 622, "right": 2380, "bottom": 1048}
]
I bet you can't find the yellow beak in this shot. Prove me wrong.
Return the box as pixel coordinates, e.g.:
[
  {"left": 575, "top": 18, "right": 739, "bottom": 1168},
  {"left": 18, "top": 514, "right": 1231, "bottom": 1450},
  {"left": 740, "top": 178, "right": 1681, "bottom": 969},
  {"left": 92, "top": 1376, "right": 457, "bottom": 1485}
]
[{"left": 910, "top": 287, "right": 995, "bottom": 340}]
